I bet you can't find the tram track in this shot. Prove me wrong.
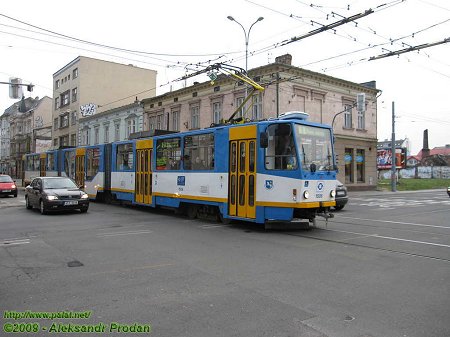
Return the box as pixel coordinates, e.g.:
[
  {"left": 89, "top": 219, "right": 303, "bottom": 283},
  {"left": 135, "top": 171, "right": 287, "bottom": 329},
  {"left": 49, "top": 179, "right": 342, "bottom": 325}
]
[
  {"left": 321, "top": 218, "right": 450, "bottom": 236},
  {"left": 284, "top": 228, "right": 450, "bottom": 263}
]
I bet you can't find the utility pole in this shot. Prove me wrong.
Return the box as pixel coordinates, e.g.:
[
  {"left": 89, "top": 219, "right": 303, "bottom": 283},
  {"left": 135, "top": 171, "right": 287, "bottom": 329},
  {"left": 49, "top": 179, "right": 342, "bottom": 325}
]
[{"left": 391, "top": 101, "right": 396, "bottom": 192}]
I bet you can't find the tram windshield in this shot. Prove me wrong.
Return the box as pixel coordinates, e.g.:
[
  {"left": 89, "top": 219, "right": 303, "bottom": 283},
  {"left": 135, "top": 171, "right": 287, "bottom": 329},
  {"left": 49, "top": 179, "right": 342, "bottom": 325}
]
[{"left": 294, "top": 124, "right": 334, "bottom": 172}]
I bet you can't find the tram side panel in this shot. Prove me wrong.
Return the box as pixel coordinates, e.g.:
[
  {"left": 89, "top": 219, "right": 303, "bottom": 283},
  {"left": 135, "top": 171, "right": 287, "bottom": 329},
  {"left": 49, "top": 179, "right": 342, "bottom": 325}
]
[
  {"left": 152, "top": 128, "right": 229, "bottom": 212},
  {"left": 111, "top": 141, "right": 136, "bottom": 202}
]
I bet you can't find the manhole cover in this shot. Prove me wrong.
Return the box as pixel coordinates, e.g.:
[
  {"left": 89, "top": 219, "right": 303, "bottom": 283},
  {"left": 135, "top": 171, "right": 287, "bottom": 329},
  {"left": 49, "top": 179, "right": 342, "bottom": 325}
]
[{"left": 67, "top": 260, "right": 84, "bottom": 267}]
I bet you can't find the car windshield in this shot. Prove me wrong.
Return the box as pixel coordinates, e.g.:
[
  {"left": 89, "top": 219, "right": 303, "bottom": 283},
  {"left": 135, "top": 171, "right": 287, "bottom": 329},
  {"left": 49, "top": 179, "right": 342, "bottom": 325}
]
[
  {"left": 43, "top": 178, "right": 78, "bottom": 189},
  {"left": 0, "top": 176, "right": 13, "bottom": 183}
]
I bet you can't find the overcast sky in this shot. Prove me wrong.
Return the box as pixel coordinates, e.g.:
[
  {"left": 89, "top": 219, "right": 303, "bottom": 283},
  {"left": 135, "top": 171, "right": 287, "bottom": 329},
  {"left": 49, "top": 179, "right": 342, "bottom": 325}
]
[{"left": 1, "top": 0, "right": 449, "bottom": 154}]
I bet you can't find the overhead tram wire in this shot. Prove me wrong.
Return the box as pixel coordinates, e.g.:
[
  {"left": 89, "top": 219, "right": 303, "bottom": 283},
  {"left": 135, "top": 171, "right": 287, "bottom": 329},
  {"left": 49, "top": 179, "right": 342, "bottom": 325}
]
[{"left": 0, "top": 13, "right": 239, "bottom": 58}]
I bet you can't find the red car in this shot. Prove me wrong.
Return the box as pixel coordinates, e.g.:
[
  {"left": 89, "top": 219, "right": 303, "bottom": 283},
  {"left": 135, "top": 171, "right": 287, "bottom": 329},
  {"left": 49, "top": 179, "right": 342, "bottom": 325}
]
[{"left": 0, "top": 174, "right": 18, "bottom": 197}]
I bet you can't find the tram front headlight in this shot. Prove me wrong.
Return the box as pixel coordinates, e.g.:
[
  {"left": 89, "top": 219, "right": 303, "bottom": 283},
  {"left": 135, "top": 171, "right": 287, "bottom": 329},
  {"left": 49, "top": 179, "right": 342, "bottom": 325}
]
[
  {"left": 330, "top": 190, "right": 336, "bottom": 198},
  {"left": 303, "top": 191, "right": 310, "bottom": 199}
]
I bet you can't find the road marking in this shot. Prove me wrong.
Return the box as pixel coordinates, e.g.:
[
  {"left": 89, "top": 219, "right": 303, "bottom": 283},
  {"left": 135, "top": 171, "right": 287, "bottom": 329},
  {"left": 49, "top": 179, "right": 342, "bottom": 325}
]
[
  {"left": 335, "top": 216, "right": 450, "bottom": 229},
  {"left": 0, "top": 238, "right": 30, "bottom": 247},
  {"left": 324, "top": 228, "right": 450, "bottom": 248},
  {"left": 96, "top": 230, "right": 153, "bottom": 237}
]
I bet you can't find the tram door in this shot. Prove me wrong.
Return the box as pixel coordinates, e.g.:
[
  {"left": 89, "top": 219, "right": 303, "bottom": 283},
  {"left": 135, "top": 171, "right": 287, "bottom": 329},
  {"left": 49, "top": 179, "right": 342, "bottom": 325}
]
[
  {"left": 75, "top": 148, "right": 85, "bottom": 188},
  {"left": 135, "top": 140, "right": 153, "bottom": 204},
  {"left": 229, "top": 138, "right": 256, "bottom": 219},
  {"left": 40, "top": 154, "right": 46, "bottom": 177}
]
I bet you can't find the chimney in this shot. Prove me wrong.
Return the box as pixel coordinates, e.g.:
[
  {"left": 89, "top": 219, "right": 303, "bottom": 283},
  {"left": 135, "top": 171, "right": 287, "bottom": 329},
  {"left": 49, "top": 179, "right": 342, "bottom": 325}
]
[
  {"left": 422, "top": 129, "right": 430, "bottom": 158},
  {"left": 275, "top": 54, "right": 292, "bottom": 65}
]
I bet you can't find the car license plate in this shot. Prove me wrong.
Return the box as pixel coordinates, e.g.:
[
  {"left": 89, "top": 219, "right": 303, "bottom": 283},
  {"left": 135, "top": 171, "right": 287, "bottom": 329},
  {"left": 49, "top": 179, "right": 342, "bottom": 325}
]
[
  {"left": 64, "top": 201, "right": 78, "bottom": 206},
  {"left": 337, "top": 191, "right": 345, "bottom": 196},
  {"left": 2, "top": 190, "right": 11, "bottom": 192}
]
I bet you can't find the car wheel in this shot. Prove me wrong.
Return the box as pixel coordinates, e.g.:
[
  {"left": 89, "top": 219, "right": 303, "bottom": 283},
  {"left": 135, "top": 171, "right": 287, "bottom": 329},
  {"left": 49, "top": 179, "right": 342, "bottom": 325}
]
[
  {"left": 39, "top": 200, "right": 47, "bottom": 215},
  {"left": 13, "top": 193, "right": 17, "bottom": 197},
  {"left": 80, "top": 205, "right": 89, "bottom": 213},
  {"left": 334, "top": 205, "right": 344, "bottom": 211},
  {"left": 25, "top": 196, "right": 32, "bottom": 209}
]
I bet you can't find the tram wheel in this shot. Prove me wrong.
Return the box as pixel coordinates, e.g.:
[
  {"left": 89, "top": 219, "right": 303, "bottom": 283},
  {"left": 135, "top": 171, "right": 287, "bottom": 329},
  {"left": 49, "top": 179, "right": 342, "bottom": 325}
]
[{"left": 187, "top": 205, "right": 198, "bottom": 219}]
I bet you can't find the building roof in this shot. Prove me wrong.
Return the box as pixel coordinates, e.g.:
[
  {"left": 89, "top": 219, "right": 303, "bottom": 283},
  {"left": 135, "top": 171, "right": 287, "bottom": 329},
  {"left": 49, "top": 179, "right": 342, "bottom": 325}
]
[
  {"left": 377, "top": 139, "right": 407, "bottom": 149},
  {"left": 416, "top": 145, "right": 450, "bottom": 160}
]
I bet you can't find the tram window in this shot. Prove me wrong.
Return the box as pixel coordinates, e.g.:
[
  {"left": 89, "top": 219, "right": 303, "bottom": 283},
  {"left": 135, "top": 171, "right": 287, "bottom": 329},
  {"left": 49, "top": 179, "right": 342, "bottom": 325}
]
[
  {"left": 156, "top": 137, "right": 181, "bottom": 170},
  {"left": 26, "top": 156, "right": 33, "bottom": 171},
  {"left": 264, "top": 124, "right": 297, "bottom": 170},
  {"left": 47, "top": 153, "right": 55, "bottom": 171},
  {"left": 64, "top": 151, "right": 75, "bottom": 179},
  {"left": 33, "top": 155, "right": 40, "bottom": 171},
  {"left": 116, "top": 143, "right": 134, "bottom": 171},
  {"left": 86, "top": 147, "right": 100, "bottom": 180},
  {"left": 295, "top": 125, "right": 334, "bottom": 172},
  {"left": 183, "top": 133, "right": 214, "bottom": 170}
]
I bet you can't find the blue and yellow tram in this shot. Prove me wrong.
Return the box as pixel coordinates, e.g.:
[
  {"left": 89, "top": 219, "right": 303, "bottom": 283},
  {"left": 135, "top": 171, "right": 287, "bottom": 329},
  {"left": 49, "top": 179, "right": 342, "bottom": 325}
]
[{"left": 24, "top": 111, "right": 337, "bottom": 226}]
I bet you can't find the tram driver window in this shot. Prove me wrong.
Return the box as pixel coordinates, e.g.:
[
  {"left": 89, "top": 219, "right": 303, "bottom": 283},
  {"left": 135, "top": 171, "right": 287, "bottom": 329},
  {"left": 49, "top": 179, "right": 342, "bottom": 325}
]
[{"left": 264, "top": 124, "right": 297, "bottom": 170}]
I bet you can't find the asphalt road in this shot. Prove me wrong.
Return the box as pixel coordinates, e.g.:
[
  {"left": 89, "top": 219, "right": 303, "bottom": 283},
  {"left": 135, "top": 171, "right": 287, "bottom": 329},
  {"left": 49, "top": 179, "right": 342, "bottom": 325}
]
[{"left": 0, "top": 189, "right": 449, "bottom": 337}]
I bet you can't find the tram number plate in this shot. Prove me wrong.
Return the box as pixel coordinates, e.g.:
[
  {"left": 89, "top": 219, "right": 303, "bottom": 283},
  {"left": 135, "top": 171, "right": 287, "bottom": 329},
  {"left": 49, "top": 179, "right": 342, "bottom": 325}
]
[
  {"left": 64, "top": 201, "right": 78, "bottom": 206},
  {"left": 316, "top": 194, "right": 323, "bottom": 198}
]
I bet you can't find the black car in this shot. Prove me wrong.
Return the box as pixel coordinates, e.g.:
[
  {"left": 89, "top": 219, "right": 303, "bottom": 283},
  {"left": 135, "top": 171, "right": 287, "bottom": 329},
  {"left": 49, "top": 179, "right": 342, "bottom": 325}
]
[
  {"left": 0, "top": 174, "right": 18, "bottom": 197},
  {"left": 447, "top": 186, "right": 450, "bottom": 198},
  {"left": 334, "top": 180, "right": 348, "bottom": 211},
  {"left": 25, "top": 177, "right": 89, "bottom": 214}
]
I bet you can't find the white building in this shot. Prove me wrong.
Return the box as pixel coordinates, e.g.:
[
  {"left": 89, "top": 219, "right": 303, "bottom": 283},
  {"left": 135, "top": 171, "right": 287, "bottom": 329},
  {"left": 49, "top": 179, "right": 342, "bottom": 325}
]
[{"left": 78, "top": 101, "right": 144, "bottom": 145}]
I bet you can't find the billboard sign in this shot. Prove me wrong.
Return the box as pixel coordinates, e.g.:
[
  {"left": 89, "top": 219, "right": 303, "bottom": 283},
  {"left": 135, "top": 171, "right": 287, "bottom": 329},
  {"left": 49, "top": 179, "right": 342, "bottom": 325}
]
[{"left": 377, "top": 148, "right": 406, "bottom": 170}]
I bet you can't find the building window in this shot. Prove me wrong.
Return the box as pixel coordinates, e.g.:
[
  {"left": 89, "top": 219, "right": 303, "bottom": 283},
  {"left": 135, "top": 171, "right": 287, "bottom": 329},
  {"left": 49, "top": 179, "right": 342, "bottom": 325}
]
[
  {"left": 73, "top": 68, "right": 78, "bottom": 79},
  {"left": 54, "top": 118, "right": 58, "bottom": 130},
  {"left": 55, "top": 80, "right": 60, "bottom": 89},
  {"left": 71, "top": 111, "right": 77, "bottom": 125},
  {"left": 356, "top": 149, "right": 365, "bottom": 183},
  {"left": 149, "top": 116, "right": 156, "bottom": 131},
  {"left": 171, "top": 110, "right": 180, "bottom": 131},
  {"left": 357, "top": 110, "right": 365, "bottom": 129},
  {"left": 127, "top": 119, "right": 136, "bottom": 138},
  {"left": 54, "top": 97, "right": 59, "bottom": 110},
  {"left": 94, "top": 127, "right": 99, "bottom": 144},
  {"left": 345, "top": 148, "right": 354, "bottom": 184},
  {"left": 72, "top": 88, "right": 77, "bottom": 103},
  {"left": 59, "top": 135, "right": 69, "bottom": 147},
  {"left": 60, "top": 114, "right": 69, "bottom": 128},
  {"left": 344, "top": 104, "right": 353, "bottom": 129},
  {"left": 70, "top": 134, "right": 76, "bottom": 146},
  {"left": 83, "top": 129, "right": 90, "bottom": 146},
  {"left": 114, "top": 123, "right": 120, "bottom": 141},
  {"left": 212, "top": 102, "right": 222, "bottom": 124},
  {"left": 190, "top": 105, "right": 200, "bottom": 129},
  {"left": 53, "top": 138, "right": 58, "bottom": 147},
  {"left": 60, "top": 90, "right": 70, "bottom": 107},
  {"left": 235, "top": 97, "right": 244, "bottom": 119},
  {"left": 251, "top": 93, "right": 262, "bottom": 120},
  {"left": 104, "top": 125, "right": 109, "bottom": 143},
  {"left": 156, "top": 114, "right": 163, "bottom": 130}
]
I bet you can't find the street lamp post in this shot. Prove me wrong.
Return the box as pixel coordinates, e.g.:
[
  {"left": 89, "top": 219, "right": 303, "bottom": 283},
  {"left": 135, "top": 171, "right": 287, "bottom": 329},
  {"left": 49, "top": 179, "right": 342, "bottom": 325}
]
[
  {"left": 227, "top": 16, "right": 264, "bottom": 120},
  {"left": 227, "top": 16, "right": 264, "bottom": 72}
]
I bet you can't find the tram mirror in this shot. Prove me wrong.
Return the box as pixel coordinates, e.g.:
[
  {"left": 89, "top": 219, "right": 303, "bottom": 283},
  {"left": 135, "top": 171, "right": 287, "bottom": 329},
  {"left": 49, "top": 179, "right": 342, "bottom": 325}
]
[{"left": 260, "top": 132, "right": 268, "bottom": 148}]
